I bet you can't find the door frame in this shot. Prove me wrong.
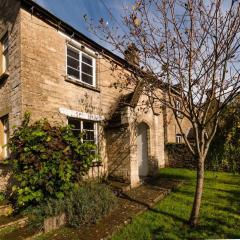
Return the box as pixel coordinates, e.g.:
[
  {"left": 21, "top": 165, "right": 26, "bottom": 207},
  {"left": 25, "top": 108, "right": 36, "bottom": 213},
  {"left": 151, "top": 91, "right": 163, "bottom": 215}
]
[{"left": 137, "top": 122, "right": 149, "bottom": 178}]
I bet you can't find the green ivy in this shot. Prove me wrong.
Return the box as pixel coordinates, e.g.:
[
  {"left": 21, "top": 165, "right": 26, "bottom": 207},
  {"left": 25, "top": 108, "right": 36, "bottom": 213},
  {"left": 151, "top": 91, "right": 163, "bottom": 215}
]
[{"left": 7, "top": 112, "right": 99, "bottom": 208}]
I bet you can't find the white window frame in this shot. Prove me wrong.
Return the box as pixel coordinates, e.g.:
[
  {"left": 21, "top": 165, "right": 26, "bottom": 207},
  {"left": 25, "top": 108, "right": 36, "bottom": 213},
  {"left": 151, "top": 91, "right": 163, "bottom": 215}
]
[
  {"left": 176, "top": 134, "right": 182, "bottom": 144},
  {"left": 68, "top": 117, "right": 98, "bottom": 150},
  {"left": 1, "top": 33, "right": 9, "bottom": 74},
  {"left": 66, "top": 44, "right": 96, "bottom": 87},
  {"left": 176, "top": 100, "right": 181, "bottom": 117},
  {"left": 0, "top": 116, "right": 9, "bottom": 160}
]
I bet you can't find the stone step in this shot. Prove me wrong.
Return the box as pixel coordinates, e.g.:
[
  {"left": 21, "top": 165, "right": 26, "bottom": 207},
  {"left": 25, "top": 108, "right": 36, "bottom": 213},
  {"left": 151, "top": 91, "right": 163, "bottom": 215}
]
[
  {"left": 0, "top": 213, "right": 67, "bottom": 240},
  {"left": 107, "top": 180, "right": 131, "bottom": 196},
  {"left": 0, "top": 225, "right": 42, "bottom": 240},
  {"left": 0, "top": 216, "right": 28, "bottom": 230},
  {"left": 0, "top": 213, "right": 67, "bottom": 239}
]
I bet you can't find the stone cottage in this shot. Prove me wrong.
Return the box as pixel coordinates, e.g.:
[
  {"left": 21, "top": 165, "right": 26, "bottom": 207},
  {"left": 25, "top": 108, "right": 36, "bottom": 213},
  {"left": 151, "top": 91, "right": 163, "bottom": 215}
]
[{"left": 0, "top": 0, "right": 191, "bottom": 188}]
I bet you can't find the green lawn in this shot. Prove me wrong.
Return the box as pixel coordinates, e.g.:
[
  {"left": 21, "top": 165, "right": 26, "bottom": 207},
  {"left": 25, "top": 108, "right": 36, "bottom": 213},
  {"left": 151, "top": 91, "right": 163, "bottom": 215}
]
[{"left": 111, "top": 168, "right": 240, "bottom": 240}]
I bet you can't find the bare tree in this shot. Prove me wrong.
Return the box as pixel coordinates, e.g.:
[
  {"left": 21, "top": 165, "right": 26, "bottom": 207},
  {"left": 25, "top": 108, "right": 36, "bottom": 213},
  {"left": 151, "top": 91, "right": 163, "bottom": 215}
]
[{"left": 90, "top": 0, "right": 240, "bottom": 226}]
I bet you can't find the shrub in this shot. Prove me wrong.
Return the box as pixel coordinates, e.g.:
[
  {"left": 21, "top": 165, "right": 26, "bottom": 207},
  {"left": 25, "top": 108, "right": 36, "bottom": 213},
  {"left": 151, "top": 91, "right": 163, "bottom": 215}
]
[
  {"left": 0, "top": 192, "right": 5, "bottom": 203},
  {"left": 7, "top": 112, "right": 99, "bottom": 208},
  {"left": 63, "top": 182, "right": 117, "bottom": 227},
  {"left": 25, "top": 182, "right": 117, "bottom": 228}
]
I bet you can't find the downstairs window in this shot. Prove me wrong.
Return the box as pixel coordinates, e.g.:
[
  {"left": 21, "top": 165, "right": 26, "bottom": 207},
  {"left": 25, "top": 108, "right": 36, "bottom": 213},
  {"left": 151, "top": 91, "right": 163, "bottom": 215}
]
[
  {"left": 0, "top": 115, "right": 9, "bottom": 160},
  {"left": 68, "top": 117, "right": 98, "bottom": 154}
]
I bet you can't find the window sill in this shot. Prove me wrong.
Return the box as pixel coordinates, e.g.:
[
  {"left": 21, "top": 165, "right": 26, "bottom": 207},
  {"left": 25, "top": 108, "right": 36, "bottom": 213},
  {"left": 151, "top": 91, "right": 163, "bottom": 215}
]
[
  {"left": 177, "top": 115, "right": 184, "bottom": 119},
  {"left": 90, "top": 161, "right": 103, "bottom": 167},
  {"left": 65, "top": 76, "right": 100, "bottom": 93},
  {"left": 0, "top": 72, "right": 9, "bottom": 82}
]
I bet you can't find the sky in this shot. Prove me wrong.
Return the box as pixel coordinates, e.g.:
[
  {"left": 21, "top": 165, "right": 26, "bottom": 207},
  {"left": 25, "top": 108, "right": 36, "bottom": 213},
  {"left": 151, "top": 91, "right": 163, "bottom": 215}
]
[
  {"left": 33, "top": 0, "right": 234, "bottom": 55},
  {"left": 34, "top": 0, "right": 131, "bottom": 51}
]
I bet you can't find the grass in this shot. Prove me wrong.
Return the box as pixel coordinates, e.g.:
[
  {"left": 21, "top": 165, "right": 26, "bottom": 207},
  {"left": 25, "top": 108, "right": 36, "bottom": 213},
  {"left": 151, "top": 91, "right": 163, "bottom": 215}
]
[
  {"left": 111, "top": 168, "right": 240, "bottom": 240},
  {"left": 0, "top": 226, "right": 17, "bottom": 240}
]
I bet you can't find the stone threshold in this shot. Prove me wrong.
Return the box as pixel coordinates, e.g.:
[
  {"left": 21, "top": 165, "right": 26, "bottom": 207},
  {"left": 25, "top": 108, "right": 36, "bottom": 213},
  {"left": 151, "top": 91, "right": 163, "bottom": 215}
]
[{"left": 0, "top": 216, "right": 28, "bottom": 230}]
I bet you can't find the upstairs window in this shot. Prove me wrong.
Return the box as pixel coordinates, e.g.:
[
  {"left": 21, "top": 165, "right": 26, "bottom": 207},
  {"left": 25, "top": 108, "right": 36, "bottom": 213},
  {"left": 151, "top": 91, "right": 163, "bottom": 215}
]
[
  {"left": 0, "top": 115, "right": 9, "bottom": 160},
  {"left": 1, "top": 33, "right": 9, "bottom": 75},
  {"left": 175, "top": 100, "right": 182, "bottom": 117},
  {"left": 176, "top": 133, "right": 182, "bottom": 144},
  {"left": 67, "top": 45, "right": 96, "bottom": 87}
]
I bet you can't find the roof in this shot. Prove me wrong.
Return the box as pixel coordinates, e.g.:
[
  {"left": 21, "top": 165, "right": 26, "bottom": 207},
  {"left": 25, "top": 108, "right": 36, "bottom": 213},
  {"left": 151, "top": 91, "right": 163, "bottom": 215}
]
[{"left": 20, "top": 0, "right": 128, "bottom": 66}]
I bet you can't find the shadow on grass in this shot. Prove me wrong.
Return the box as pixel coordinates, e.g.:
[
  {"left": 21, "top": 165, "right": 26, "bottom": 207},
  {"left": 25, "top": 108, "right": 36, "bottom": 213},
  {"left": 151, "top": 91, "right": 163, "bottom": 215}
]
[
  {"left": 158, "top": 172, "right": 194, "bottom": 181},
  {"left": 216, "top": 177, "right": 240, "bottom": 186},
  {"left": 204, "top": 187, "right": 240, "bottom": 204},
  {"left": 150, "top": 209, "right": 188, "bottom": 223}
]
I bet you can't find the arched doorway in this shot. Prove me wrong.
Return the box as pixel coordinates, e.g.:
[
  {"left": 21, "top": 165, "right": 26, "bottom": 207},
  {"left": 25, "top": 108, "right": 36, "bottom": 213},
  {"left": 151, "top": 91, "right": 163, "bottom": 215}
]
[{"left": 137, "top": 122, "right": 149, "bottom": 177}]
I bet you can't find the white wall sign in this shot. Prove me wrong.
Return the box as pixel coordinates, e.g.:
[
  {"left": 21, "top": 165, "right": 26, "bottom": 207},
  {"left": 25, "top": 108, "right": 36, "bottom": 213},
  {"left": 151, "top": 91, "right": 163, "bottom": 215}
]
[{"left": 59, "top": 107, "right": 104, "bottom": 122}]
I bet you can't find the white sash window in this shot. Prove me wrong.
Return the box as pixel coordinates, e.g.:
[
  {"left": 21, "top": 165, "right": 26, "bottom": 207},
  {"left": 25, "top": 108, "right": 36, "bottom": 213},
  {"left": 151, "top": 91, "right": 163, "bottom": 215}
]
[{"left": 67, "top": 45, "right": 96, "bottom": 87}]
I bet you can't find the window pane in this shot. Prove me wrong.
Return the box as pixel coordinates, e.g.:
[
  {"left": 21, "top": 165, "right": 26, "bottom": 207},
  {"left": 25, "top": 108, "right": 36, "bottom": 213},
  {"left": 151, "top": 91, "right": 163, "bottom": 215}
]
[
  {"left": 82, "top": 73, "right": 93, "bottom": 85},
  {"left": 67, "top": 56, "right": 79, "bottom": 70},
  {"left": 82, "top": 53, "right": 92, "bottom": 65},
  {"left": 68, "top": 118, "right": 80, "bottom": 130},
  {"left": 83, "top": 131, "right": 95, "bottom": 144},
  {"left": 67, "top": 67, "right": 79, "bottom": 79},
  {"left": 83, "top": 121, "right": 94, "bottom": 130},
  {"left": 72, "top": 129, "right": 81, "bottom": 138},
  {"left": 83, "top": 131, "right": 94, "bottom": 141},
  {"left": 2, "top": 35, "right": 9, "bottom": 50},
  {"left": 82, "top": 63, "right": 93, "bottom": 76},
  {"left": 3, "top": 49, "right": 9, "bottom": 72},
  {"left": 67, "top": 47, "right": 79, "bottom": 60},
  {"left": 0, "top": 115, "right": 9, "bottom": 159}
]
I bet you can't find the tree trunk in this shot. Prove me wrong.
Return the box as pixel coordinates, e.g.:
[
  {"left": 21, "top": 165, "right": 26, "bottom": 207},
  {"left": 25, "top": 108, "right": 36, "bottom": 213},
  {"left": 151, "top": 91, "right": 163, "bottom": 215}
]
[{"left": 189, "top": 157, "right": 205, "bottom": 227}]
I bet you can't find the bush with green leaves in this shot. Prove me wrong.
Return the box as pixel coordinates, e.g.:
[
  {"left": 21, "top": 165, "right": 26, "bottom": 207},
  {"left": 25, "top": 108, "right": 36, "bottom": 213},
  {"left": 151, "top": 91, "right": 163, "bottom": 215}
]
[
  {"left": 23, "top": 182, "right": 117, "bottom": 228},
  {"left": 63, "top": 182, "right": 117, "bottom": 227},
  {"left": 0, "top": 192, "right": 5, "bottom": 203},
  {"left": 7, "top": 112, "right": 99, "bottom": 208}
]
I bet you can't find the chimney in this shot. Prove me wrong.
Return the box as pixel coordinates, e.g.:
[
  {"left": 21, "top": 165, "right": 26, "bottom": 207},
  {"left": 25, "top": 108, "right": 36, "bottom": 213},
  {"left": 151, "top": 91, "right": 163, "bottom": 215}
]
[{"left": 124, "top": 43, "right": 140, "bottom": 66}]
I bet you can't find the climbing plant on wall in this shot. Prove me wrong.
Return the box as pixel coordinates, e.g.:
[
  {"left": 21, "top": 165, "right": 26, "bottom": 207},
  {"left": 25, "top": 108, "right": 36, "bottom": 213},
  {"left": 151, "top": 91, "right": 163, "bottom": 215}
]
[{"left": 7, "top": 112, "right": 98, "bottom": 208}]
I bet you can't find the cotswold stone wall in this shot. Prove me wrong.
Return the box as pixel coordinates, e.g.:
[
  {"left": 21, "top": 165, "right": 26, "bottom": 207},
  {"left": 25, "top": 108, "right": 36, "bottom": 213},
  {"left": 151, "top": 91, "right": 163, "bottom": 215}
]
[
  {"left": 165, "top": 109, "right": 192, "bottom": 144},
  {"left": 0, "top": 165, "right": 11, "bottom": 191},
  {"left": 19, "top": 8, "right": 134, "bottom": 179},
  {"left": 106, "top": 125, "right": 131, "bottom": 183},
  {"left": 0, "top": 0, "right": 22, "bottom": 132},
  {"left": 165, "top": 143, "right": 196, "bottom": 169},
  {"left": 0, "top": 0, "right": 22, "bottom": 190}
]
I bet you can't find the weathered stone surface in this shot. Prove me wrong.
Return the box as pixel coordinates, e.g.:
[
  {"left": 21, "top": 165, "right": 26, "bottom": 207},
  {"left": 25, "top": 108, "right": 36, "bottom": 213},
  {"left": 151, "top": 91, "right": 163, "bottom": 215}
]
[
  {"left": 0, "top": 0, "right": 22, "bottom": 132},
  {"left": 44, "top": 213, "right": 66, "bottom": 233},
  {"left": 0, "top": 204, "right": 13, "bottom": 217}
]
